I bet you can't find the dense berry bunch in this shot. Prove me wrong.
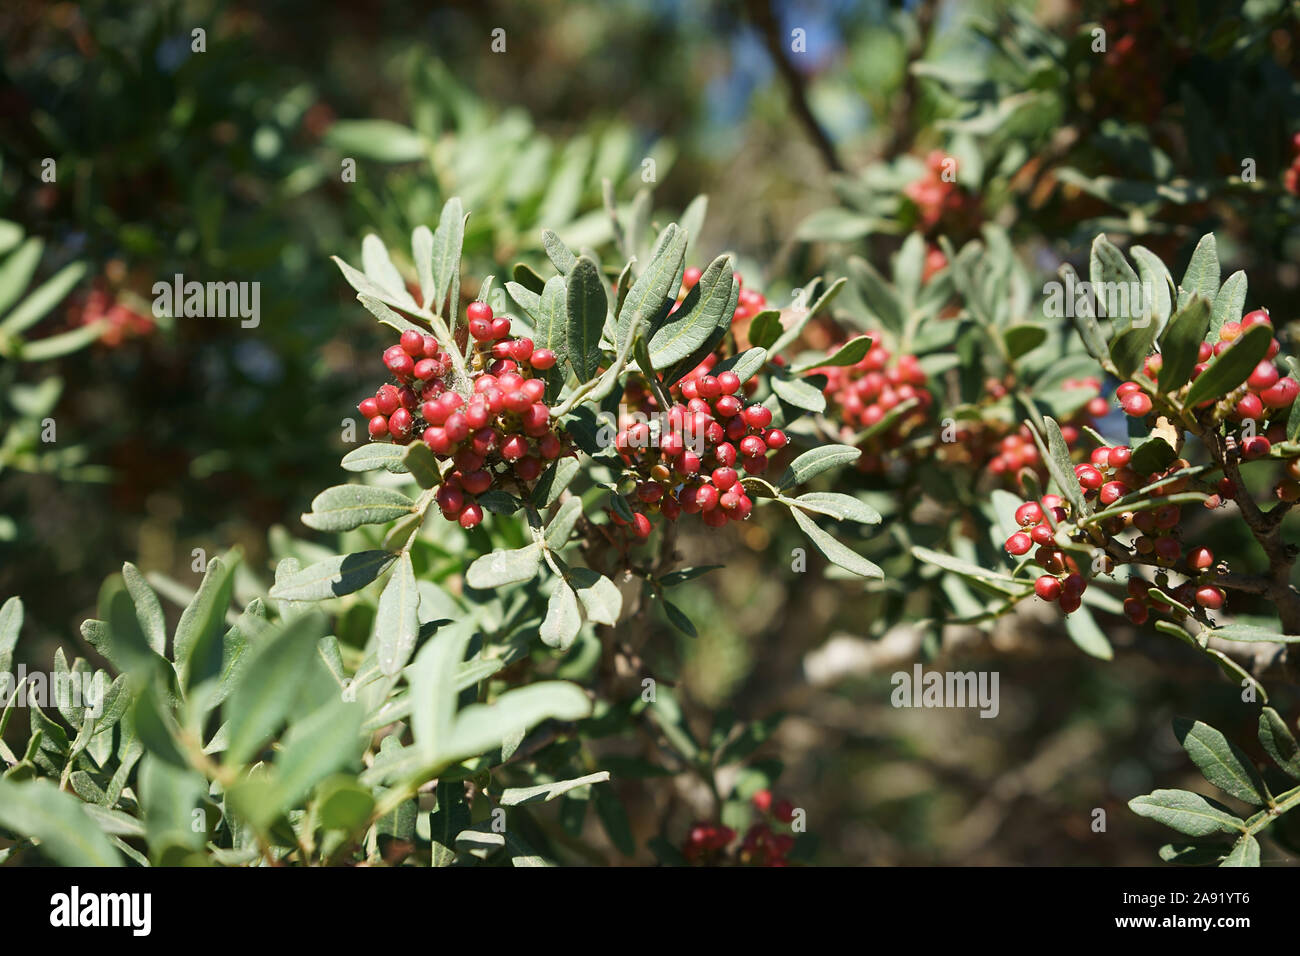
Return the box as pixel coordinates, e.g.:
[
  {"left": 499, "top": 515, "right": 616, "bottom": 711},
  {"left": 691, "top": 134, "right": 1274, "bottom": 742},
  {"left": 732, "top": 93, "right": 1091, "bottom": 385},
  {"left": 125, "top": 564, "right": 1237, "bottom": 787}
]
[
  {"left": 1004, "top": 445, "right": 1224, "bottom": 617},
  {"left": 356, "top": 302, "right": 566, "bottom": 528},
  {"left": 611, "top": 360, "right": 786, "bottom": 533},
  {"left": 904, "top": 150, "right": 979, "bottom": 234},
  {"left": 818, "top": 339, "right": 933, "bottom": 473},
  {"left": 1118, "top": 312, "right": 1297, "bottom": 457},
  {"left": 680, "top": 789, "right": 798, "bottom": 866}
]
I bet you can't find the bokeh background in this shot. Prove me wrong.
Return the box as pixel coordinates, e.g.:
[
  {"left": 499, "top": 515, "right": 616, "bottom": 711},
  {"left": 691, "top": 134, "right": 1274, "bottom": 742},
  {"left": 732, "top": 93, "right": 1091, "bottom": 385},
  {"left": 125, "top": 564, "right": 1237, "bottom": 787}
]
[{"left": 3, "top": 0, "right": 1300, "bottom": 864}]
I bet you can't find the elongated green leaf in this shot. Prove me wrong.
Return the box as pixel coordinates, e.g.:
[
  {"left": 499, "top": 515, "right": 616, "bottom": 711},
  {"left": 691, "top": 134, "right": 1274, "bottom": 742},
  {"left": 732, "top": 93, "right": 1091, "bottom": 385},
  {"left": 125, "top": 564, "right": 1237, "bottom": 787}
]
[
  {"left": 542, "top": 229, "right": 577, "bottom": 275},
  {"left": 1130, "top": 245, "right": 1174, "bottom": 332},
  {"left": 465, "top": 544, "right": 542, "bottom": 590},
  {"left": 0, "top": 237, "right": 43, "bottom": 316},
  {"left": 223, "top": 612, "right": 326, "bottom": 765},
  {"left": 1184, "top": 323, "right": 1273, "bottom": 408},
  {"left": 911, "top": 545, "right": 1026, "bottom": 589},
  {"left": 0, "top": 596, "right": 21, "bottom": 675},
  {"left": 268, "top": 550, "right": 398, "bottom": 601},
  {"left": 793, "top": 335, "right": 872, "bottom": 374},
  {"left": 18, "top": 322, "right": 106, "bottom": 361},
  {"left": 302, "top": 485, "right": 414, "bottom": 532},
  {"left": 1220, "top": 834, "right": 1260, "bottom": 867},
  {"left": 263, "top": 698, "right": 365, "bottom": 817},
  {"left": 527, "top": 274, "right": 568, "bottom": 381},
  {"left": 1210, "top": 270, "right": 1247, "bottom": 339},
  {"left": 1128, "top": 789, "right": 1244, "bottom": 837},
  {"left": 539, "top": 580, "right": 581, "bottom": 650},
  {"left": 648, "top": 254, "right": 733, "bottom": 367},
  {"left": 1033, "top": 417, "right": 1089, "bottom": 517},
  {"left": 174, "top": 555, "right": 239, "bottom": 689},
  {"left": 790, "top": 508, "right": 882, "bottom": 578},
  {"left": 1089, "top": 235, "right": 1140, "bottom": 324},
  {"left": 430, "top": 198, "right": 466, "bottom": 317},
  {"left": 1178, "top": 233, "right": 1219, "bottom": 309},
  {"left": 770, "top": 375, "right": 826, "bottom": 412},
  {"left": 402, "top": 442, "right": 441, "bottom": 489},
  {"left": 1064, "top": 604, "right": 1115, "bottom": 660},
  {"left": 566, "top": 255, "right": 607, "bottom": 382},
  {"left": 316, "top": 776, "right": 376, "bottom": 831},
  {"left": 361, "top": 235, "right": 417, "bottom": 308},
  {"left": 324, "top": 120, "right": 426, "bottom": 161},
  {"left": 1109, "top": 322, "right": 1158, "bottom": 379},
  {"left": 440, "top": 682, "right": 592, "bottom": 767},
  {"left": 0, "top": 779, "right": 122, "bottom": 866},
  {"left": 545, "top": 498, "right": 583, "bottom": 550},
  {"left": 341, "top": 442, "right": 408, "bottom": 473},
  {"left": 615, "top": 223, "right": 685, "bottom": 352},
  {"left": 1209, "top": 623, "right": 1300, "bottom": 644},
  {"left": 846, "top": 257, "right": 902, "bottom": 333},
  {"left": 500, "top": 771, "right": 610, "bottom": 806},
  {"left": 0, "top": 261, "right": 87, "bottom": 336},
  {"left": 122, "top": 562, "right": 167, "bottom": 656},
  {"left": 778, "top": 445, "right": 861, "bottom": 490},
  {"left": 1174, "top": 718, "right": 1267, "bottom": 805},
  {"left": 1258, "top": 707, "right": 1300, "bottom": 779},
  {"left": 789, "top": 492, "right": 881, "bottom": 524},
  {"left": 376, "top": 552, "right": 421, "bottom": 676},
  {"left": 412, "top": 225, "right": 435, "bottom": 309},
  {"left": 1157, "top": 297, "right": 1211, "bottom": 392},
  {"left": 536, "top": 458, "right": 580, "bottom": 510}
]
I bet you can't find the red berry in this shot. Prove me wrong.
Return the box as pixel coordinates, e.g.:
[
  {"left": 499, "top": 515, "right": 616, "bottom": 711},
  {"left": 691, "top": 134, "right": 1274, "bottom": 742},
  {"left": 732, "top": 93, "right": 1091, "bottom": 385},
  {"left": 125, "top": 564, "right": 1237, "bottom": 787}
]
[
  {"left": 1243, "top": 436, "right": 1272, "bottom": 459},
  {"left": 375, "top": 384, "right": 401, "bottom": 415},
  {"left": 1247, "top": 361, "right": 1280, "bottom": 392},
  {"left": 400, "top": 329, "right": 425, "bottom": 356},
  {"left": 763, "top": 429, "right": 788, "bottom": 449},
  {"left": 490, "top": 316, "right": 512, "bottom": 339},
  {"left": 1059, "top": 592, "right": 1082, "bottom": 614},
  {"left": 717, "top": 371, "right": 742, "bottom": 394},
  {"left": 1121, "top": 392, "right": 1152, "bottom": 417},
  {"left": 459, "top": 503, "right": 483, "bottom": 528},
  {"left": 1035, "top": 575, "right": 1062, "bottom": 601},
  {"left": 530, "top": 348, "right": 556, "bottom": 370},
  {"left": 368, "top": 415, "right": 389, "bottom": 438},
  {"left": 1241, "top": 309, "right": 1271, "bottom": 329},
  {"left": 752, "top": 789, "right": 773, "bottom": 813},
  {"left": 1075, "top": 464, "right": 1104, "bottom": 491},
  {"left": 695, "top": 485, "right": 720, "bottom": 511},
  {"left": 1005, "top": 532, "right": 1033, "bottom": 556},
  {"left": 1195, "top": 586, "right": 1225, "bottom": 610},
  {"left": 423, "top": 426, "right": 450, "bottom": 453},
  {"left": 358, "top": 397, "right": 379, "bottom": 418},
  {"left": 466, "top": 301, "right": 493, "bottom": 323},
  {"left": 1015, "top": 502, "right": 1044, "bottom": 526},
  {"left": 1109, "top": 445, "right": 1132, "bottom": 468},
  {"left": 712, "top": 468, "right": 739, "bottom": 491},
  {"left": 1187, "top": 546, "right": 1214, "bottom": 571},
  {"left": 389, "top": 407, "right": 413, "bottom": 438},
  {"left": 1123, "top": 598, "right": 1148, "bottom": 624},
  {"left": 515, "top": 456, "right": 542, "bottom": 482},
  {"left": 1235, "top": 392, "right": 1264, "bottom": 421},
  {"left": 1261, "top": 377, "right": 1299, "bottom": 409},
  {"left": 1099, "top": 481, "right": 1129, "bottom": 505},
  {"left": 742, "top": 404, "right": 773, "bottom": 429},
  {"left": 632, "top": 513, "right": 652, "bottom": 539},
  {"left": 715, "top": 395, "right": 742, "bottom": 419}
]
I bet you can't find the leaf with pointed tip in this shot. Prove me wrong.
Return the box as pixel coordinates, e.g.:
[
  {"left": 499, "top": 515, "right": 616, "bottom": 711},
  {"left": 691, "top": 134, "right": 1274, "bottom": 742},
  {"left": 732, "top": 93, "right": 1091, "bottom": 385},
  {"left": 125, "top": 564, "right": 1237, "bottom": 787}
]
[
  {"left": 770, "top": 375, "right": 826, "bottom": 413},
  {"left": 430, "top": 198, "right": 465, "bottom": 316},
  {"left": 846, "top": 257, "right": 902, "bottom": 334},
  {"left": 565, "top": 255, "right": 607, "bottom": 382},
  {"left": 1259, "top": 706, "right": 1300, "bottom": 779},
  {"left": 361, "top": 235, "right": 417, "bottom": 309},
  {"left": 615, "top": 223, "right": 685, "bottom": 352},
  {"left": 500, "top": 771, "right": 610, "bottom": 806},
  {"left": 649, "top": 254, "right": 733, "bottom": 367},
  {"left": 778, "top": 445, "right": 861, "bottom": 490},
  {"left": 0, "top": 596, "right": 22, "bottom": 674},
  {"left": 0, "top": 779, "right": 122, "bottom": 866},
  {"left": 1184, "top": 323, "right": 1272, "bottom": 407},
  {"left": 1178, "top": 233, "right": 1219, "bottom": 309},
  {"left": 790, "top": 509, "right": 882, "bottom": 579},
  {"left": 747, "top": 310, "right": 783, "bottom": 349},
  {"left": 1157, "top": 297, "right": 1211, "bottom": 392},
  {"left": 0, "top": 261, "right": 88, "bottom": 336},
  {"left": 376, "top": 552, "right": 421, "bottom": 676},
  {"left": 175, "top": 555, "right": 239, "bottom": 690},
  {"left": 792, "top": 335, "right": 872, "bottom": 374},
  {"left": 1210, "top": 270, "right": 1247, "bottom": 339},
  {"left": 545, "top": 497, "right": 584, "bottom": 550},
  {"left": 1220, "top": 834, "right": 1260, "bottom": 867},
  {"left": 302, "top": 485, "right": 414, "bottom": 532},
  {"left": 1128, "top": 789, "right": 1244, "bottom": 837},
  {"left": 789, "top": 492, "right": 881, "bottom": 525},
  {"left": 341, "top": 443, "right": 408, "bottom": 473},
  {"left": 402, "top": 442, "right": 442, "bottom": 489},
  {"left": 542, "top": 229, "right": 577, "bottom": 275},
  {"left": 268, "top": 551, "right": 398, "bottom": 601}
]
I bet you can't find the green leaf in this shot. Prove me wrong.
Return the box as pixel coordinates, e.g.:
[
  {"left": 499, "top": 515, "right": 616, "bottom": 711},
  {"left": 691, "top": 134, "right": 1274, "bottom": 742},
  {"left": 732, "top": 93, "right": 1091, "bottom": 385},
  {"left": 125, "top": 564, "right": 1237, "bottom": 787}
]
[
  {"left": 770, "top": 374, "right": 826, "bottom": 413},
  {"left": 174, "top": 554, "right": 239, "bottom": 690},
  {"left": 500, "top": 771, "right": 611, "bottom": 806},
  {"left": 0, "top": 237, "right": 43, "bottom": 316},
  {"left": 778, "top": 445, "right": 861, "bottom": 490},
  {"left": 1032, "top": 417, "right": 1089, "bottom": 517},
  {"left": 341, "top": 442, "right": 408, "bottom": 473},
  {"left": 412, "top": 225, "right": 435, "bottom": 309},
  {"left": 539, "top": 580, "right": 582, "bottom": 650},
  {"left": 260, "top": 698, "right": 365, "bottom": 819},
  {"left": 0, "top": 779, "right": 122, "bottom": 866},
  {"left": 536, "top": 457, "right": 580, "bottom": 510},
  {"left": 401, "top": 442, "right": 442, "bottom": 489},
  {"left": 648, "top": 254, "right": 733, "bottom": 367},
  {"left": 747, "top": 310, "right": 783, "bottom": 350},
  {"left": 122, "top": 563, "right": 166, "bottom": 656},
  {"left": 0, "top": 596, "right": 22, "bottom": 674},
  {"left": 664, "top": 601, "right": 697, "bottom": 636},
  {"left": 376, "top": 552, "right": 421, "bottom": 676},
  {"left": 324, "top": 120, "right": 426, "bottom": 161},
  {"left": 615, "top": 223, "right": 686, "bottom": 352},
  {"left": 1258, "top": 707, "right": 1300, "bottom": 779},
  {"left": 1159, "top": 842, "right": 1228, "bottom": 865},
  {"left": 268, "top": 550, "right": 398, "bottom": 602},
  {"left": 1063, "top": 604, "right": 1114, "bottom": 660},
  {"left": 0, "top": 261, "right": 87, "bottom": 336},
  {"left": 541, "top": 229, "right": 577, "bottom": 276},
  {"left": 1178, "top": 233, "right": 1219, "bottom": 310},
  {"left": 846, "top": 257, "right": 903, "bottom": 334},
  {"left": 18, "top": 323, "right": 106, "bottom": 362},
  {"left": 790, "top": 508, "right": 882, "bottom": 579},
  {"left": 1128, "top": 436, "right": 1177, "bottom": 476},
  {"left": 1157, "top": 296, "right": 1211, "bottom": 393},
  {"left": 1173, "top": 718, "right": 1267, "bottom": 805},
  {"left": 1183, "top": 323, "right": 1273, "bottom": 408},
  {"left": 910, "top": 545, "right": 1027, "bottom": 590},
  {"left": 1128, "top": 789, "right": 1244, "bottom": 837},
  {"left": 223, "top": 612, "right": 326, "bottom": 765},
  {"left": 712, "top": 347, "right": 767, "bottom": 384},
  {"left": 301, "top": 484, "right": 414, "bottom": 532},
  {"left": 316, "top": 776, "right": 376, "bottom": 831},
  {"left": 658, "top": 565, "right": 722, "bottom": 587},
  {"left": 441, "top": 682, "right": 592, "bottom": 768},
  {"left": 1210, "top": 270, "right": 1247, "bottom": 339},
  {"left": 1089, "top": 235, "right": 1140, "bottom": 323},
  {"left": 793, "top": 335, "right": 872, "bottom": 374},
  {"left": 771, "top": 277, "right": 846, "bottom": 355},
  {"left": 1219, "top": 834, "right": 1260, "bottom": 867},
  {"left": 565, "top": 255, "right": 607, "bottom": 382},
  {"left": 465, "top": 543, "right": 542, "bottom": 590},
  {"left": 788, "top": 492, "right": 881, "bottom": 525},
  {"left": 1004, "top": 324, "right": 1046, "bottom": 360},
  {"left": 571, "top": 568, "right": 622, "bottom": 625},
  {"left": 428, "top": 198, "right": 466, "bottom": 319},
  {"left": 1109, "top": 322, "right": 1159, "bottom": 380},
  {"left": 1209, "top": 623, "right": 1300, "bottom": 644}
]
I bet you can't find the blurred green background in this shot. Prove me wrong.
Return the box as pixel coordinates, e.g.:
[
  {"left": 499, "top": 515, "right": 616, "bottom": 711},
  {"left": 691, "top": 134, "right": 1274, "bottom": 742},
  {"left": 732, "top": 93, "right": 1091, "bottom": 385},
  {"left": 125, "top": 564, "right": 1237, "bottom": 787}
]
[{"left": 3, "top": 0, "right": 1299, "bottom": 864}]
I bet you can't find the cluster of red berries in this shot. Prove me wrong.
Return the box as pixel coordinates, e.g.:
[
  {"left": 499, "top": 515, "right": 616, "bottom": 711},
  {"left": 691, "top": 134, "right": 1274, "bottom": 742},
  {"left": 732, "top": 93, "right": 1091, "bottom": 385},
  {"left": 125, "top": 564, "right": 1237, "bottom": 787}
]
[
  {"left": 1282, "top": 132, "right": 1300, "bottom": 196},
  {"left": 71, "top": 283, "right": 154, "bottom": 347},
  {"left": 679, "top": 268, "right": 767, "bottom": 324},
  {"left": 818, "top": 339, "right": 933, "bottom": 473},
  {"left": 968, "top": 377, "right": 1108, "bottom": 483},
  {"left": 356, "top": 302, "right": 565, "bottom": 529},
  {"left": 611, "top": 354, "right": 787, "bottom": 534},
  {"left": 680, "top": 790, "right": 798, "bottom": 867},
  {"left": 1118, "top": 311, "right": 1297, "bottom": 455},
  {"left": 1004, "top": 444, "right": 1227, "bottom": 617},
  {"left": 904, "top": 150, "right": 979, "bottom": 234},
  {"left": 1121, "top": 563, "right": 1224, "bottom": 627}
]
